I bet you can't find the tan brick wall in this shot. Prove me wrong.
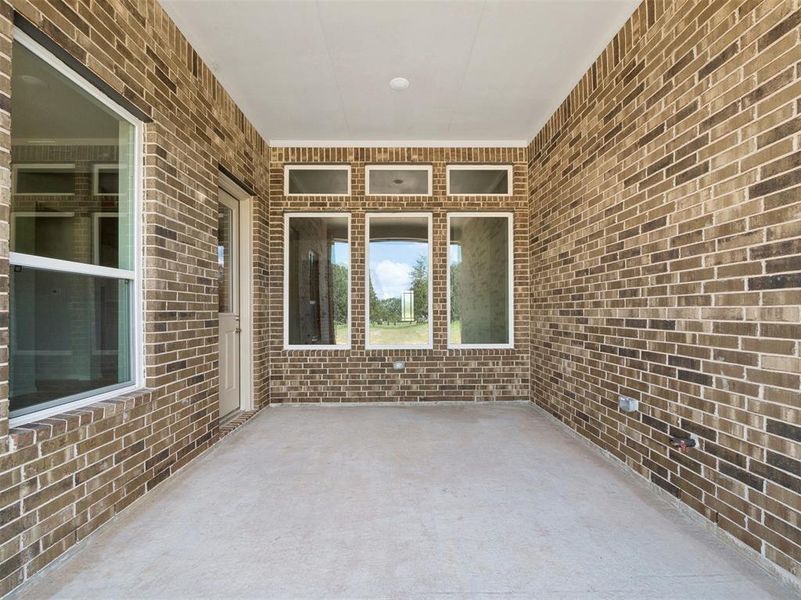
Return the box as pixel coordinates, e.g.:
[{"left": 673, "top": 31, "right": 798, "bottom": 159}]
[
  {"left": 269, "top": 147, "right": 530, "bottom": 403},
  {"left": 529, "top": 0, "right": 801, "bottom": 579},
  {"left": 0, "top": 0, "right": 270, "bottom": 593}
]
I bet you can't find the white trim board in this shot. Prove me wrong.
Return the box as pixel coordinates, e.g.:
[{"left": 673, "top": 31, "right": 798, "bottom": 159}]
[{"left": 270, "top": 140, "right": 529, "bottom": 148}]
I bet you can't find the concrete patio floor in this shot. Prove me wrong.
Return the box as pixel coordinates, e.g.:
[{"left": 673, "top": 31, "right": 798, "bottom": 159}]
[{"left": 10, "top": 403, "right": 798, "bottom": 599}]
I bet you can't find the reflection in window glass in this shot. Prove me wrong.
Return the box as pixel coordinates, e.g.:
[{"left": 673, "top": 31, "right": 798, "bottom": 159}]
[
  {"left": 9, "top": 38, "right": 137, "bottom": 417},
  {"left": 367, "top": 167, "right": 430, "bottom": 195},
  {"left": 218, "top": 202, "right": 234, "bottom": 313},
  {"left": 14, "top": 165, "right": 75, "bottom": 194},
  {"left": 10, "top": 269, "right": 131, "bottom": 417},
  {"left": 286, "top": 167, "right": 349, "bottom": 195},
  {"left": 448, "top": 167, "right": 510, "bottom": 195},
  {"left": 449, "top": 215, "right": 511, "bottom": 345},
  {"left": 286, "top": 215, "right": 349, "bottom": 346},
  {"left": 368, "top": 215, "right": 430, "bottom": 347},
  {"left": 10, "top": 40, "right": 135, "bottom": 270}
]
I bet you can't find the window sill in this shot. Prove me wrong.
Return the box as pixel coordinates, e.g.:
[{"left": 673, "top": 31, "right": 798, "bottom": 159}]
[{"left": 8, "top": 388, "right": 155, "bottom": 452}]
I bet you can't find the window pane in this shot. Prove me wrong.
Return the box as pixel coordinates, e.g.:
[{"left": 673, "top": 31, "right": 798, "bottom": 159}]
[
  {"left": 368, "top": 168, "right": 430, "bottom": 195},
  {"left": 449, "top": 216, "right": 510, "bottom": 345},
  {"left": 449, "top": 168, "right": 510, "bottom": 195},
  {"left": 286, "top": 216, "right": 349, "bottom": 345},
  {"left": 368, "top": 215, "right": 430, "bottom": 347},
  {"left": 15, "top": 166, "right": 75, "bottom": 194},
  {"left": 218, "top": 203, "right": 234, "bottom": 313},
  {"left": 95, "top": 166, "right": 119, "bottom": 195},
  {"left": 10, "top": 268, "right": 132, "bottom": 417},
  {"left": 286, "top": 168, "right": 349, "bottom": 195},
  {"left": 10, "top": 40, "right": 136, "bottom": 270}
]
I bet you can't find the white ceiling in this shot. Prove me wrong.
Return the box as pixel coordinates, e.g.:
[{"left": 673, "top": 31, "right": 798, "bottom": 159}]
[{"left": 161, "top": 0, "right": 639, "bottom": 146}]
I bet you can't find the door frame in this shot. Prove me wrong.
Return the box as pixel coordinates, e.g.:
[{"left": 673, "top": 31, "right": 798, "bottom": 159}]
[{"left": 219, "top": 173, "right": 255, "bottom": 412}]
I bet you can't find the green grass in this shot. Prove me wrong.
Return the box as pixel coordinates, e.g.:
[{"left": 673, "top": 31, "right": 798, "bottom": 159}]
[
  {"left": 334, "top": 323, "right": 349, "bottom": 344},
  {"left": 333, "top": 321, "right": 462, "bottom": 345},
  {"left": 449, "top": 320, "right": 461, "bottom": 344},
  {"left": 369, "top": 321, "right": 429, "bottom": 345}
]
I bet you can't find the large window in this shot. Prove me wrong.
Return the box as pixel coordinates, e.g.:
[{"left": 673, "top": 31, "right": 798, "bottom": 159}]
[
  {"left": 9, "top": 32, "right": 140, "bottom": 420},
  {"left": 448, "top": 214, "right": 513, "bottom": 348},
  {"left": 367, "top": 214, "right": 432, "bottom": 349},
  {"left": 284, "top": 214, "right": 350, "bottom": 348}
]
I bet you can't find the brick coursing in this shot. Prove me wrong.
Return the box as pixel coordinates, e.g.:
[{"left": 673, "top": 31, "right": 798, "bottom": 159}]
[
  {"left": 0, "top": 0, "right": 270, "bottom": 594},
  {"left": 529, "top": 0, "right": 801, "bottom": 579},
  {"left": 269, "top": 147, "right": 530, "bottom": 404}
]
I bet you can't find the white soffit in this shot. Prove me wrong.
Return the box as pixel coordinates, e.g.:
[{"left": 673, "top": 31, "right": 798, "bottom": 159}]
[{"left": 161, "top": 0, "right": 640, "bottom": 146}]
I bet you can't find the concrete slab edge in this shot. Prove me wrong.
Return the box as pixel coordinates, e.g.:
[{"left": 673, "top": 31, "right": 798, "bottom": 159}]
[
  {"left": 524, "top": 401, "right": 801, "bottom": 596},
  {"left": 272, "top": 399, "right": 532, "bottom": 408}
]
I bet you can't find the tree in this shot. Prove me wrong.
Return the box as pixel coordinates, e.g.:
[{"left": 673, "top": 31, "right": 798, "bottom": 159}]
[
  {"left": 369, "top": 276, "right": 384, "bottom": 323},
  {"left": 449, "top": 262, "right": 461, "bottom": 323},
  {"left": 409, "top": 255, "right": 428, "bottom": 322},
  {"left": 331, "top": 262, "right": 349, "bottom": 325}
]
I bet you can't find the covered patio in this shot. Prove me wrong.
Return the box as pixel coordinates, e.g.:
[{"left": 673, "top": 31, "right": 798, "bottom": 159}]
[{"left": 9, "top": 404, "right": 796, "bottom": 599}]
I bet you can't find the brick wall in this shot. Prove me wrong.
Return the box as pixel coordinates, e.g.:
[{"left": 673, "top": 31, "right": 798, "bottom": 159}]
[
  {"left": 269, "top": 147, "right": 530, "bottom": 403},
  {"left": 0, "top": 0, "right": 270, "bottom": 593},
  {"left": 529, "top": 0, "right": 801, "bottom": 579}
]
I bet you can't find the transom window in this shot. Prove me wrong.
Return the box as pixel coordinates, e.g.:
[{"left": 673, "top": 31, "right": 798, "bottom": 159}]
[
  {"left": 366, "top": 165, "right": 432, "bottom": 196},
  {"left": 447, "top": 165, "right": 513, "bottom": 196},
  {"left": 366, "top": 214, "right": 432, "bottom": 349},
  {"left": 9, "top": 31, "right": 141, "bottom": 421},
  {"left": 284, "top": 165, "right": 351, "bottom": 196},
  {"left": 448, "top": 213, "right": 513, "bottom": 348}
]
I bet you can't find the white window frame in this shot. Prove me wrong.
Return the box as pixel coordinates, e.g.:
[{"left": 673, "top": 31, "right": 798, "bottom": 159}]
[
  {"left": 92, "top": 163, "right": 119, "bottom": 196},
  {"left": 9, "top": 28, "right": 144, "bottom": 426},
  {"left": 283, "top": 164, "right": 351, "bottom": 197},
  {"left": 365, "top": 165, "right": 432, "bottom": 196},
  {"left": 283, "top": 212, "right": 352, "bottom": 350},
  {"left": 365, "top": 212, "right": 433, "bottom": 350},
  {"left": 446, "top": 212, "right": 514, "bottom": 350},
  {"left": 12, "top": 163, "right": 76, "bottom": 196},
  {"left": 446, "top": 164, "right": 513, "bottom": 196}
]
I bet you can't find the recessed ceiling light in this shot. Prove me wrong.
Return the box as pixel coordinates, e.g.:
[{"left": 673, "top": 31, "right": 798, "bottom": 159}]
[{"left": 389, "top": 77, "right": 410, "bottom": 91}]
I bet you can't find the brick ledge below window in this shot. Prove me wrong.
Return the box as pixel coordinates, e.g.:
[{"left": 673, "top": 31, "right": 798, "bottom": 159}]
[{"left": 8, "top": 388, "right": 156, "bottom": 451}]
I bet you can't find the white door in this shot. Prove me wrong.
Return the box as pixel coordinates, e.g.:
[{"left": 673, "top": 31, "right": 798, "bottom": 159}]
[{"left": 218, "top": 189, "right": 240, "bottom": 417}]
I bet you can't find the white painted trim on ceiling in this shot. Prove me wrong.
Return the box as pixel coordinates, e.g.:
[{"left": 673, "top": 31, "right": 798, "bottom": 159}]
[{"left": 270, "top": 140, "right": 529, "bottom": 148}]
